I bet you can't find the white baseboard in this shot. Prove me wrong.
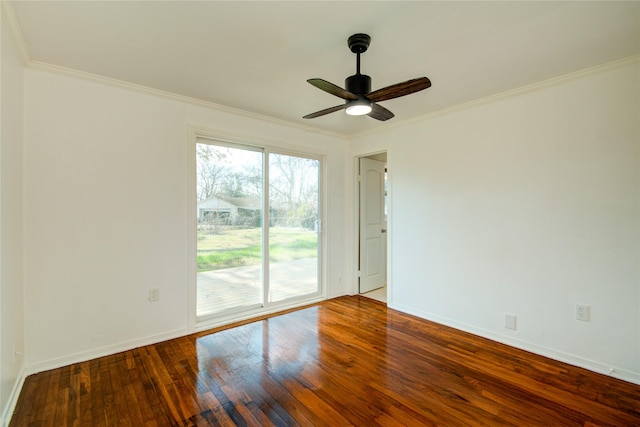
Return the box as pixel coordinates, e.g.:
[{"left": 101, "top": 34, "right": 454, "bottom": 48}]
[
  {"left": 1, "top": 362, "right": 26, "bottom": 427},
  {"left": 389, "top": 302, "right": 640, "bottom": 386},
  {"left": 25, "top": 327, "right": 189, "bottom": 376}
]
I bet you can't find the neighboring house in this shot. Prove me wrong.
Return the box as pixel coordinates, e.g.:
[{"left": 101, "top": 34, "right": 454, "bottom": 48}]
[
  {"left": 198, "top": 196, "right": 310, "bottom": 228},
  {"left": 197, "top": 195, "right": 261, "bottom": 225}
]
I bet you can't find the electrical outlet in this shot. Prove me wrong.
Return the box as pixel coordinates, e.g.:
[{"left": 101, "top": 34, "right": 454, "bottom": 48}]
[
  {"left": 148, "top": 288, "right": 160, "bottom": 302},
  {"left": 576, "top": 304, "right": 590, "bottom": 321},
  {"left": 504, "top": 314, "right": 517, "bottom": 330}
]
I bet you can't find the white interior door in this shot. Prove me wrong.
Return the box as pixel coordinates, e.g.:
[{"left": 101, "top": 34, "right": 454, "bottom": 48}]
[{"left": 359, "top": 157, "right": 386, "bottom": 293}]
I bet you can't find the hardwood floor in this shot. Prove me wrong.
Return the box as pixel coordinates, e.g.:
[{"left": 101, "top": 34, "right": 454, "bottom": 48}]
[{"left": 10, "top": 296, "right": 640, "bottom": 426}]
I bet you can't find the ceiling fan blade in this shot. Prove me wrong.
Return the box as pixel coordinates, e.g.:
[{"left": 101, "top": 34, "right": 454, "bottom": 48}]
[
  {"left": 368, "top": 103, "right": 394, "bottom": 121},
  {"left": 303, "top": 104, "right": 346, "bottom": 119},
  {"left": 308, "top": 78, "right": 358, "bottom": 101},
  {"left": 367, "top": 77, "right": 431, "bottom": 103}
]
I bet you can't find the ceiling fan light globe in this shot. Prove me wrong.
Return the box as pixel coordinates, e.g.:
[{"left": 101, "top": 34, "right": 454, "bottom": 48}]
[{"left": 346, "top": 100, "right": 372, "bottom": 116}]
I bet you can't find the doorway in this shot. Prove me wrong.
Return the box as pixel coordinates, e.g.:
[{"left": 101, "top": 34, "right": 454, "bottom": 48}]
[{"left": 358, "top": 152, "right": 387, "bottom": 303}]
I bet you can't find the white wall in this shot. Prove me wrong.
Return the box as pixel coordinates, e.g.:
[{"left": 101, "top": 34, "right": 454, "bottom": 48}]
[
  {"left": 0, "top": 11, "right": 25, "bottom": 425},
  {"left": 351, "top": 58, "right": 640, "bottom": 384},
  {"left": 23, "top": 67, "right": 350, "bottom": 371}
]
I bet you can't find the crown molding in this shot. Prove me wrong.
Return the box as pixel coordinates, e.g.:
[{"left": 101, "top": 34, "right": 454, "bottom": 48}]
[
  {"left": 28, "top": 60, "right": 347, "bottom": 141},
  {"left": 349, "top": 54, "right": 640, "bottom": 140},
  {"left": 19, "top": 52, "right": 640, "bottom": 143},
  {"left": 1, "top": 0, "right": 31, "bottom": 65}
]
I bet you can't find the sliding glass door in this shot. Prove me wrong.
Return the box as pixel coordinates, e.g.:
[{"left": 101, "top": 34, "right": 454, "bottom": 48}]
[
  {"left": 268, "top": 153, "right": 320, "bottom": 303},
  {"left": 196, "top": 143, "right": 263, "bottom": 316},
  {"left": 195, "top": 140, "right": 321, "bottom": 319}
]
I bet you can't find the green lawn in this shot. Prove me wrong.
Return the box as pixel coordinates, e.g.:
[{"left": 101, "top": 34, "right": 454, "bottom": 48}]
[{"left": 197, "top": 227, "right": 317, "bottom": 272}]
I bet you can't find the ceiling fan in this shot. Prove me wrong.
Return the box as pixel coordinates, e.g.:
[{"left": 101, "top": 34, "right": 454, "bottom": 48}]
[{"left": 304, "top": 33, "right": 431, "bottom": 121}]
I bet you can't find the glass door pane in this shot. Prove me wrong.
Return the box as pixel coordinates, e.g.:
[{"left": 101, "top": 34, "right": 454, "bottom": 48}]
[
  {"left": 268, "top": 153, "right": 320, "bottom": 303},
  {"left": 196, "top": 143, "right": 263, "bottom": 317}
]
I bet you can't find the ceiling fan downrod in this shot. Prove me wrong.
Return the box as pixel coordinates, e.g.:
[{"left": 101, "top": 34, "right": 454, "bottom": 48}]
[{"left": 346, "top": 33, "right": 372, "bottom": 96}]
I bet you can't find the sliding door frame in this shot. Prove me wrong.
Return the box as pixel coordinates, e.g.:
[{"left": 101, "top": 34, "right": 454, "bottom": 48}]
[{"left": 187, "top": 126, "right": 326, "bottom": 332}]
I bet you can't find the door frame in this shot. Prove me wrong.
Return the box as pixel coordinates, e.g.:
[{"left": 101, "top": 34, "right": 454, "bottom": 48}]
[{"left": 354, "top": 151, "right": 390, "bottom": 302}]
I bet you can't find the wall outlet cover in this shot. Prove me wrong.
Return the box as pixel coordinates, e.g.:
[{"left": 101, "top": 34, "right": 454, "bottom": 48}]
[
  {"left": 505, "top": 314, "right": 517, "bottom": 330},
  {"left": 148, "top": 288, "right": 160, "bottom": 302},
  {"left": 576, "top": 304, "right": 590, "bottom": 321}
]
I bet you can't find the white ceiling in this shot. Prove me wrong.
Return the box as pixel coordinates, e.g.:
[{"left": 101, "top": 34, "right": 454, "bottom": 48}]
[{"left": 10, "top": 1, "right": 640, "bottom": 136}]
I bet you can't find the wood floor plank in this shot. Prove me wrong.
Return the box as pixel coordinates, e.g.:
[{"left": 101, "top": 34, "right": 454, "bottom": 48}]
[
  {"left": 71, "top": 362, "right": 88, "bottom": 426},
  {"left": 88, "top": 359, "right": 105, "bottom": 427},
  {"left": 199, "top": 390, "right": 240, "bottom": 427},
  {"left": 12, "top": 369, "right": 48, "bottom": 424},
  {"left": 9, "top": 296, "right": 640, "bottom": 426},
  {"left": 41, "top": 365, "right": 61, "bottom": 427}
]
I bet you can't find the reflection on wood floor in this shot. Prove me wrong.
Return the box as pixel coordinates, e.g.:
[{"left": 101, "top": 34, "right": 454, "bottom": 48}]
[{"left": 10, "top": 296, "right": 640, "bottom": 426}]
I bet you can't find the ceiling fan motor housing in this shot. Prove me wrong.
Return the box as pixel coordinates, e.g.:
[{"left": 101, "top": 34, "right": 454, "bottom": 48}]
[{"left": 345, "top": 74, "right": 371, "bottom": 96}]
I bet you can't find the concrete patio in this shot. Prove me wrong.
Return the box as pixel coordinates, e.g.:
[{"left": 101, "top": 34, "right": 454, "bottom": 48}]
[{"left": 197, "top": 257, "right": 318, "bottom": 317}]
